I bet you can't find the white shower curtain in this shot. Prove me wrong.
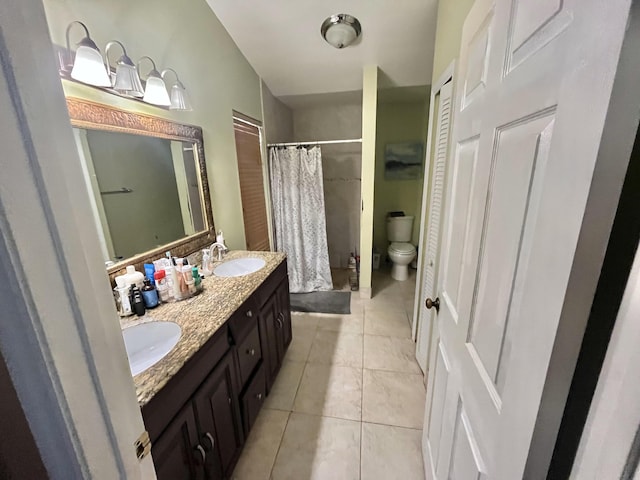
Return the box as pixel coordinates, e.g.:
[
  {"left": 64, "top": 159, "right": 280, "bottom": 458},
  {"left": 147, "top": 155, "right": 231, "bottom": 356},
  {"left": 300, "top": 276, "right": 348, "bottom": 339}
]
[{"left": 269, "top": 146, "right": 333, "bottom": 293}]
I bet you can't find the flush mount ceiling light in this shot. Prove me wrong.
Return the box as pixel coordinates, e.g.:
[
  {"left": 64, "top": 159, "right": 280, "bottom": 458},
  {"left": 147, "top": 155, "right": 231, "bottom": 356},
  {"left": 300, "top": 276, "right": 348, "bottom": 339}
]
[
  {"left": 137, "top": 56, "right": 171, "bottom": 107},
  {"left": 321, "top": 14, "right": 362, "bottom": 49},
  {"left": 161, "top": 68, "right": 193, "bottom": 111},
  {"left": 105, "top": 40, "right": 144, "bottom": 97},
  {"left": 63, "top": 21, "right": 111, "bottom": 87}
]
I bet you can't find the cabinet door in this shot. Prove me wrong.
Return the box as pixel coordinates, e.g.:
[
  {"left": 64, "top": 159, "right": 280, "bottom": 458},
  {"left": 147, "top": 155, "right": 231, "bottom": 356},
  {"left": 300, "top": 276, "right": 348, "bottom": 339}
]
[
  {"left": 275, "top": 277, "right": 292, "bottom": 351},
  {"left": 259, "top": 293, "right": 281, "bottom": 392},
  {"left": 152, "top": 403, "right": 204, "bottom": 480},
  {"left": 193, "top": 352, "right": 243, "bottom": 479}
]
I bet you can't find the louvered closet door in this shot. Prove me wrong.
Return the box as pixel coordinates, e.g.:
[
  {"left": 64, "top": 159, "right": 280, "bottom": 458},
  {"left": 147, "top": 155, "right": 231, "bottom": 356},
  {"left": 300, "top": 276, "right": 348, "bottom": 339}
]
[
  {"left": 233, "top": 118, "right": 270, "bottom": 251},
  {"left": 416, "top": 81, "right": 453, "bottom": 374}
]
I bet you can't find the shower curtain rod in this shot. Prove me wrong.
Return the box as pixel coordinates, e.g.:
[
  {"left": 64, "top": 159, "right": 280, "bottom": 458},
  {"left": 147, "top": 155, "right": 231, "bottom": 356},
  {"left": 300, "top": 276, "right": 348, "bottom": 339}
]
[{"left": 267, "top": 138, "right": 363, "bottom": 147}]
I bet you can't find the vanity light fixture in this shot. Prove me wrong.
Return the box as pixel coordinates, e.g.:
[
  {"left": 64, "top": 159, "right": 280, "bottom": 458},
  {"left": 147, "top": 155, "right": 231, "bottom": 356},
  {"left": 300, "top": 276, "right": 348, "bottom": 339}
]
[
  {"left": 161, "top": 68, "right": 193, "bottom": 111},
  {"left": 320, "top": 14, "right": 362, "bottom": 49},
  {"left": 63, "top": 21, "right": 111, "bottom": 87},
  {"left": 105, "top": 41, "right": 144, "bottom": 98},
  {"left": 137, "top": 56, "right": 171, "bottom": 107}
]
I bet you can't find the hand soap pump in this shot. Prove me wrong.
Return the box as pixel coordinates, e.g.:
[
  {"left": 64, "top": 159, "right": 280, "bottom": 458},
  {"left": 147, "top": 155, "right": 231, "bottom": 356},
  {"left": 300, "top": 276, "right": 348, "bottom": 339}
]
[{"left": 201, "top": 249, "right": 211, "bottom": 275}]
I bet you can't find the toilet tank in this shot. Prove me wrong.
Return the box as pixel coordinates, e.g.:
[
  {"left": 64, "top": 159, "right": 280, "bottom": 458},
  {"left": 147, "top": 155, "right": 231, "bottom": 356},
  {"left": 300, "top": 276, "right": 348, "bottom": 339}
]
[{"left": 386, "top": 216, "right": 414, "bottom": 242}]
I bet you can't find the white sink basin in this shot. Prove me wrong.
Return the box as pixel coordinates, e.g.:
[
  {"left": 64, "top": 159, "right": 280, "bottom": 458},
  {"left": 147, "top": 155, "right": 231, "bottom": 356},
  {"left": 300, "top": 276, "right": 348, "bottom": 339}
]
[
  {"left": 122, "top": 321, "right": 181, "bottom": 376},
  {"left": 214, "top": 258, "right": 266, "bottom": 277}
]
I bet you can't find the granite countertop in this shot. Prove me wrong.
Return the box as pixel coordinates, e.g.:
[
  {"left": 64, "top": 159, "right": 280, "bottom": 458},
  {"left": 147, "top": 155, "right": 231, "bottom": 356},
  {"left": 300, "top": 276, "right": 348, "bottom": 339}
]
[{"left": 121, "top": 250, "right": 286, "bottom": 406}]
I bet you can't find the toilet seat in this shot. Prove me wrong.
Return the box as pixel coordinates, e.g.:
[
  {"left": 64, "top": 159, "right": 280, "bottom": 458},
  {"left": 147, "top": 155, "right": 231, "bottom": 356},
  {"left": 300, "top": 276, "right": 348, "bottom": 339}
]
[{"left": 388, "top": 242, "right": 416, "bottom": 255}]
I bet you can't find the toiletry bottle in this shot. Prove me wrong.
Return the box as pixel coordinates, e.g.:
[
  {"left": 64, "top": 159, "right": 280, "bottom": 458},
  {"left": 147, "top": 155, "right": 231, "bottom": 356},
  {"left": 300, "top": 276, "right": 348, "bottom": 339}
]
[
  {"left": 144, "top": 263, "right": 156, "bottom": 284},
  {"left": 130, "top": 285, "right": 146, "bottom": 316},
  {"left": 123, "top": 265, "right": 145, "bottom": 289},
  {"left": 154, "top": 270, "right": 170, "bottom": 303},
  {"left": 176, "top": 258, "right": 188, "bottom": 297},
  {"left": 166, "top": 265, "right": 181, "bottom": 301},
  {"left": 201, "top": 249, "right": 211, "bottom": 275},
  {"left": 141, "top": 278, "right": 159, "bottom": 309},
  {"left": 192, "top": 266, "right": 203, "bottom": 293},
  {"left": 113, "top": 276, "right": 132, "bottom": 316},
  {"left": 183, "top": 266, "right": 196, "bottom": 295}
]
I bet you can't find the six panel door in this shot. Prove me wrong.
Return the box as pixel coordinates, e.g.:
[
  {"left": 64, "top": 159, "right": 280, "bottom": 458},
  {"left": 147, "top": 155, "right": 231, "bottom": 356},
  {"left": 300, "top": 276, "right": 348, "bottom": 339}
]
[{"left": 422, "top": 0, "right": 632, "bottom": 478}]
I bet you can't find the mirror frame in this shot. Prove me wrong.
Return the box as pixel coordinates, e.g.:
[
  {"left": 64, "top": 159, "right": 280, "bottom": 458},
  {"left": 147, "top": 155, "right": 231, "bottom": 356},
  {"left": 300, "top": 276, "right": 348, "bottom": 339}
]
[{"left": 66, "top": 97, "right": 215, "bottom": 276}]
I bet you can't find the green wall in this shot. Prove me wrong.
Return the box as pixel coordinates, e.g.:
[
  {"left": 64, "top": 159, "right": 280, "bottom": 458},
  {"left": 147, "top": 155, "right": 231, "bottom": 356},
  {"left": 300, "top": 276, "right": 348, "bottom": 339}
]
[
  {"left": 373, "top": 96, "right": 429, "bottom": 256},
  {"left": 42, "top": 0, "right": 263, "bottom": 250},
  {"left": 431, "top": 0, "right": 476, "bottom": 83}
]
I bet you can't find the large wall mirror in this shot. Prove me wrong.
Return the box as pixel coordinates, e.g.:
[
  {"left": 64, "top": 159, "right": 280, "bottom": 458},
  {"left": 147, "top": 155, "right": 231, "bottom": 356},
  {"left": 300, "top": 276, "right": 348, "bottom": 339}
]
[{"left": 66, "top": 98, "right": 214, "bottom": 275}]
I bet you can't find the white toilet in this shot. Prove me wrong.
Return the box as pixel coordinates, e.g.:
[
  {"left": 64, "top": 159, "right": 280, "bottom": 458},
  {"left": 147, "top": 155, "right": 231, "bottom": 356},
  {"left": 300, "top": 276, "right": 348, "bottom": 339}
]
[{"left": 386, "top": 215, "right": 417, "bottom": 281}]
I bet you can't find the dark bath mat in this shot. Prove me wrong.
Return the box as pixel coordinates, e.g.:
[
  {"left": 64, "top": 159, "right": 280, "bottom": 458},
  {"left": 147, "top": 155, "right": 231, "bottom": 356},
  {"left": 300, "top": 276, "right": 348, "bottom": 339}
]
[{"left": 290, "top": 291, "right": 351, "bottom": 314}]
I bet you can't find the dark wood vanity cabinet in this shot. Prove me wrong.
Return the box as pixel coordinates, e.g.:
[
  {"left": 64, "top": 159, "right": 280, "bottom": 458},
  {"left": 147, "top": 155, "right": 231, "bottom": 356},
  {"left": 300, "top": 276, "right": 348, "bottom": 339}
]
[
  {"left": 152, "top": 402, "right": 204, "bottom": 480},
  {"left": 144, "top": 261, "right": 291, "bottom": 480},
  {"left": 260, "top": 276, "right": 293, "bottom": 392}
]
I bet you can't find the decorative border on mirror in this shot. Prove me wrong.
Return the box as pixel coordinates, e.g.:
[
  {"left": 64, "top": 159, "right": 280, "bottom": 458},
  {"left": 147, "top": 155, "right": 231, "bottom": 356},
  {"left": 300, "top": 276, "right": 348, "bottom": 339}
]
[{"left": 65, "top": 97, "right": 215, "bottom": 281}]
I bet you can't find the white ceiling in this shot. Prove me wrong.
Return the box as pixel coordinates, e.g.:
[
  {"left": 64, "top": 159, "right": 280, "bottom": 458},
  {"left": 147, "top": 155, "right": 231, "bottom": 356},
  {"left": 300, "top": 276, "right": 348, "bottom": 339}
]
[{"left": 206, "top": 0, "right": 438, "bottom": 97}]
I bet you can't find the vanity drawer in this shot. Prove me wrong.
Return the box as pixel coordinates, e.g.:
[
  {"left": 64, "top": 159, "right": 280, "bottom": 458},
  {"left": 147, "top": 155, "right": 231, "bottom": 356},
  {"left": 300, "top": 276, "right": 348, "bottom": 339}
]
[
  {"left": 228, "top": 295, "right": 259, "bottom": 342},
  {"left": 240, "top": 364, "right": 266, "bottom": 435},
  {"left": 236, "top": 321, "right": 262, "bottom": 386}
]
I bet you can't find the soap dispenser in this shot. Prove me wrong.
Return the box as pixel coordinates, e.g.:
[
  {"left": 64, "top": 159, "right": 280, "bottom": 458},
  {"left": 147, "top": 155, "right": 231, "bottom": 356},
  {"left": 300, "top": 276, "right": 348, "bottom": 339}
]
[{"left": 201, "top": 249, "right": 211, "bottom": 275}]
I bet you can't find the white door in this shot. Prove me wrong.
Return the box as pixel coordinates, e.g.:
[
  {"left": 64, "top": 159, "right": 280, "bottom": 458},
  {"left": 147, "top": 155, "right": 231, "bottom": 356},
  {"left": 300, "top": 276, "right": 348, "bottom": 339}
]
[
  {"left": 416, "top": 81, "right": 453, "bottom": 373},
  {"left": 422, "top": 0, "right": 631, "bottom": 478}
]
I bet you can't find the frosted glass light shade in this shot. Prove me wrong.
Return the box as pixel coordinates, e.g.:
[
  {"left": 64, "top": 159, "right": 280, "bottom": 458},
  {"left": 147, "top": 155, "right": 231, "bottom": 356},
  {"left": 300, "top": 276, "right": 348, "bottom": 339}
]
[
  {"left": 321, "top": 14, "right": 362, "bottom": 49},
  {"left": 324, "top": 24, "right": 358, "bottom": 49},
  {"left": 170, "top": 83, "right": 192, "bottom": 111},
  {"left": 71, "top": 44, "right": 111, "bottom": 87},
  {"left": 143, "top": 75, "right": 171, "bottom": 106},
  {"left": 113, "top": 61, "right": 144, "bottom": 97}
]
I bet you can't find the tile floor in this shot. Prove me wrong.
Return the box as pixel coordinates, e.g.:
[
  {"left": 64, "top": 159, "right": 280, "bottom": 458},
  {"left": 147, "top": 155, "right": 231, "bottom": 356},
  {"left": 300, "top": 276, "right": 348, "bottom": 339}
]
[{"left": 232, "top": 267, "right": 426, "bottom": 480}]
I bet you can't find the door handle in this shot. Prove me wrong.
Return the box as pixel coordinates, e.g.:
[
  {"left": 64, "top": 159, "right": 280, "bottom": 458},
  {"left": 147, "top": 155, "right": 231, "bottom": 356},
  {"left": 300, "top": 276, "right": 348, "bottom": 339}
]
[
  {"left": 425, "top": 297, "right": 440, "bottom": 313},
  {"left": 203, "top": 432, "right": 215, "bottom": 451},
  {"left": 194, "top": 444, "right": 206, "bottom": 464}
]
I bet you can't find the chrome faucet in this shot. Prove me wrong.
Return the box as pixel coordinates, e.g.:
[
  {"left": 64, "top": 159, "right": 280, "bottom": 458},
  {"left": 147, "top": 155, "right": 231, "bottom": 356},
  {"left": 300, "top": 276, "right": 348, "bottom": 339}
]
[{"left": 209, "top": 242, "right": 228, "bottom": 262}]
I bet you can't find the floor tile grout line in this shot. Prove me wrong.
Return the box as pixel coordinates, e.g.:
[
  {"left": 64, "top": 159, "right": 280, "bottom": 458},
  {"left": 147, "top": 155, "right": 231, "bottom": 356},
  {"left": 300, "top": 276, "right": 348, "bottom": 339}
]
[{"left": 268, "top": 410, "right": 292, "bottom": 480}]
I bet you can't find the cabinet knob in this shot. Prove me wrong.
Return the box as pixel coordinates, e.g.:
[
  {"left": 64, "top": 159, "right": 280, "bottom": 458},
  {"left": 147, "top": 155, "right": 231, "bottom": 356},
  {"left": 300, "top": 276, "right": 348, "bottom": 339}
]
[
  {"left": 228, "top": 397, "right": 232, "bottom": 405},
  {"left": 194, "top": 444, "right": 206, "bottom": 464},
  {"left": 246, "top": 348, "right": 256, "bottom": 356},
  {"left": 276, "top": 315, "right": 283, "bottom": 329},
  {"left": 203, "top": 432, "right": 215, "bottom": 451},
  {"left": 256, "top": 393, "right": 263, "bottom": 401},
  {"left": 246, "top": 310, "right": 253, "bottom": 318}
]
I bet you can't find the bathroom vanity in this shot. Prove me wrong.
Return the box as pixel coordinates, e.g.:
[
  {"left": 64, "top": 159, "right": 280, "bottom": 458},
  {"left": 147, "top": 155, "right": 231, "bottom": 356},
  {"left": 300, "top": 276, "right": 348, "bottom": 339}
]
[{"left": 124, "top": 251, "right": 292, "bottom": 479}]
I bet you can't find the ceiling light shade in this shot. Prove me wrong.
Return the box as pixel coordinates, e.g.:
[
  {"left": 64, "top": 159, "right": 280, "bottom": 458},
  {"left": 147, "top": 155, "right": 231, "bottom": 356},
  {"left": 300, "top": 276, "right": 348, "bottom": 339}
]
[
  {"left": 138, "top": 56, "right": 171, "bottom": 107},
  {"left": 162, "top": 68, "right": 193, "bottom": 111},
  {"left": 321, "top": 14, "right": 362, "bottom": 49},
  {"left": 65, "top": 21, "right": 111, "bottom": 87},
  {"left": 105, "top": 41, "right": 144, "bottom": 97}
]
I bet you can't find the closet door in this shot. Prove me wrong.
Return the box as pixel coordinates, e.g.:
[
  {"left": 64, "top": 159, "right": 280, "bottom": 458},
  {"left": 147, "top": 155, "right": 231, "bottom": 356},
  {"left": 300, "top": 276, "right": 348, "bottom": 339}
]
[
  {"left": 233, "top": 116, "right": 270, "bottom": 251},
  {"left": 416, "top": 80, "right": 453, "bottom": 374}
]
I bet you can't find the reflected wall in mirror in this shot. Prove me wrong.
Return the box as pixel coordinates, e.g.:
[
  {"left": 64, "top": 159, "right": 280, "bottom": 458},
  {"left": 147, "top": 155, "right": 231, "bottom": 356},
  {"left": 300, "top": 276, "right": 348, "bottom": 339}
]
[{"left": 66, "top": 98, "right": 214, "bottom": 275}]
